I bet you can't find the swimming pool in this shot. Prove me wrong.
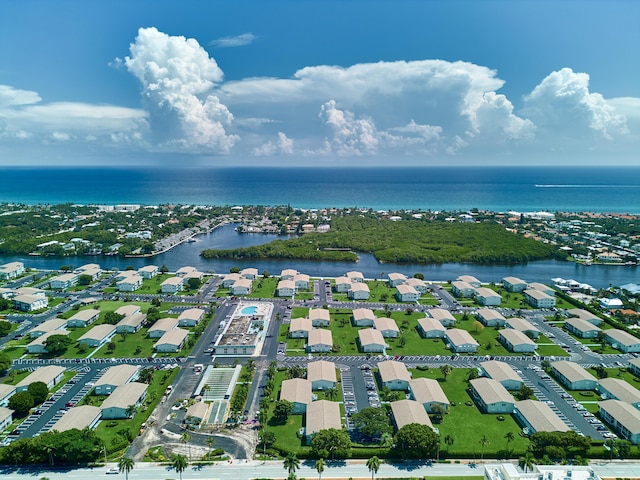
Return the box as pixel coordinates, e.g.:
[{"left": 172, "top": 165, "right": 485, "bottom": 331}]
[{"left": 241, "top": 306, "right": 258, "bottom": 315}]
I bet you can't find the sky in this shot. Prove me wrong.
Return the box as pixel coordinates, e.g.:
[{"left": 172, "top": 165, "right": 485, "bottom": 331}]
[{"left": 0, "top": 0, "right": 639, "bottom": 167}]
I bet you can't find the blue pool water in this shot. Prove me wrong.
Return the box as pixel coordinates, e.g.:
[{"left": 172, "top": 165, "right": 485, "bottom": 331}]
[{"left": 241, "top": 306, "right": 258, "bottom": 315}]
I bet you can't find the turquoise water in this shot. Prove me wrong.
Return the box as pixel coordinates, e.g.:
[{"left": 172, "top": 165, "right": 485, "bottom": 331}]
[{"left": 241, "top": 306, "right": 258, "bottom": 315}]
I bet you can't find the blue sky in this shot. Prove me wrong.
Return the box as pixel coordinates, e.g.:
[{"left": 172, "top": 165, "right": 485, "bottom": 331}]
[{"left": 1, "top": 0, "right": 639, "bottom": 166}]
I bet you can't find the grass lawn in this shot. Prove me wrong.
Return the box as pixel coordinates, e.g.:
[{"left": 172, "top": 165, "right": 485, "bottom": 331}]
[
  {"left": 247, "top": 277, "right": 279, "bottom": 298},
  {"left": 133, "top": 274, "right": 173, "bottom": 294},
  {"left": 92, "top": 329, "right": 157, "bottom": 358},
  {"left": 265, "top": 370, "right": 308, "bottom": 455},
  {"left": 410, "top": 368, "right": 530, "bottom": 458}
]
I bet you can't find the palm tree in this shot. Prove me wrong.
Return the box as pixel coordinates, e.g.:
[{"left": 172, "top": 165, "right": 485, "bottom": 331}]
[
  {"left": 315, "top": 458, "right": 326, "bottom": 480},
  {"left": 44, "top": 444, "right": 55, "bottom": 467},
  {"left": 444, "top": 434, "right": 454, "bottom": 453},
  {"left": 180, "top": 432, "right": 192, "bottom": 460},
  {"left": 125, "top": 404, "right": 136, "bottom": 418},
  {"left": 379, "top": 432, "right": 393, "bottom": 449},
  {"left": 519, "top": 451, "right": 535, "bottom": 472},
  {"left": 283, "top": 453, "right": 300, "bottom": 475},
  {"left": 504, "top": 432, "right": 515, "bottom": 456},
  {"left": 325, "top": 387, "right": 338, "bottom": 401},
  {"left": 118, "top": 456, "right": 134, "bottom": 480},
  {"left": 366, "top": 455, "right": 381, "bottom": 480},
  {"left": 440, "top": 364, "right": 452, "bottom": 381},
  {"left": 479, "top": 435, "right": 489, "bottom": 462},
  {"left": 171, "top": 454, "right": 188, "bottom": 480},
  {"left": 207, "top": 436, "right": 215, "bottom": 459}
]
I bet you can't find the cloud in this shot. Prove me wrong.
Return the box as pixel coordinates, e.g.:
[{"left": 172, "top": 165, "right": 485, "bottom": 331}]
[
  {"left": 252, "top": 132, "right": 294, "bottom": 156},
  {"left": 317, "top": 100, "right": 378, "bottom": 156},
  {"left": 122, "top": 27, "right": 237, "bottom": 152},
  {"left": 209, "top": 32, "right": 257, "bottom": 48},
  {"left": 0, "top": 85, "right": 41, "bottom": 107}
]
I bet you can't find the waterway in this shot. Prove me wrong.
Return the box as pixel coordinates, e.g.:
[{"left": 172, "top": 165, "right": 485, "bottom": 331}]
[{"left": 1, "top": 224, "right": 636, "bottom": 289}]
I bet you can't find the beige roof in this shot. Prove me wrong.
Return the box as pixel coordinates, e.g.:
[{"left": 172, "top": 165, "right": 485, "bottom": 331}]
[
  {"left": 409, "top": 378, "right": 449, "bottom": 406},
  {"left": 458, "top": 275, "right": 480, "bottom": 284},
  {"left": 102, "top": 382, "right": 148, "bottom": 410},
  {"left": 280, "top": 378, "right": 312, "bottom": 405},
  {"left": 293, "top": 273, "right": 310, "bottom": 283},
  {"left": 503, "top": 276, "right": 526, "bottom": 285},
  {"left": 373, "top": 317, "right": 399, "bottom": 333},
  {"left": 527, "top": 282, "right": 553, "bottom": 292},
  {"left": 567, "top": 308, "right": 600, "bottom": 322},
  {"left": 0, "top": 384, "right": 16, "bottom": 399},
  {"left": 516, "top": 400, "right": 570, "bottom": 433},
  {"left": 630, "top": 358, "right": 640, "bottom": 371},
  {"left": 378, "top": 360, "right": 411, "bottom": 383},
  {"left": 280, "top": 269, "right": 298, "bottom": 277},
  {"left": 16, "top": 366, "right": 65, "bottom": 389},
  {"left": 566, "top": 317, "right": 601, "bottom": 334},
  {"left": 118, "top": 274, "right": 142, "bottom": 285},
  {"left": 388, "top": 272, "right": 407, "bottom": 282},
  {"left": 350, "top": 282, "right": 370, "bottom": 293},
  {"left": 505, "top": 317, "right": 539, "bottom": 333},
  {"left": 352, "top": 308, "right": 375, "bottom": 321},
  {"left": 0, "top": 406, "right": 13, "bottom": 423},
  {"left": 480, "top": 360, "right": 520, "bottom": 384},
  {"left": 599, "top": 378, "right": 640, "bottom": 404},
  {"left": 28, "top": 317, "right": 67, "bottom": 336},
  {"left": 306, "top": 400, "right": 341, "bottom": 435},
  {"left": 69, "top": 308, "right": 100, "bottom": 322},
  {"left": 277, "top": 279, "right": 295, "bottom": 290},
  {"left": 418, "top": 317, "right": 446, "bottom": 333},
  {"left": 155, "top": 328, "right": 189, "bottom": 347},
  {"left": 524, "top": 289, "right": 553, "bottom": 301},
  {"left": 452, "top": 281, "right": 474, "bottom": 291},
  {"left": 115, "top": 305, "right": 141, "bottom": 316},
  {"left": 309, "top": 308, "right": 330, "bottom": 323},
  {"left": 223, "top": 273, "right": 242, "bottom": 282},
  {"left": 445, "top": 328, "right": 479, "bottom": 347},
  {"left": 391, "top": 399, "right": 433, "bottom": 429},
  {"left": 178, "top": 308, "right": 205, "bottom": 322},
  {"left": 95, "top": 365, "right": 140, "bottom": 389},
  {"left": 605, "top": 329, "right": 640, "bottom": 347},
  {"left": 290, "top": 317, "right": 313, "bottom": 332},
  {"left": 79, "top": 324, "right": 116, "bottom": 342},
  {"left": 428, "top": 308, "right": 456, "bottom": 323},
  {"left": 404, "top": 277, "right": 426, "bottom": 288},
  {"left": 396, "top": 284, "right": 418, "bottom": 295},
  {"left": 346, "top": 271, "right": 364, "bottom": 280},
  {"left": 138, "top": 265, "right": 158, "bottom": 273},
  {"left": 599, "top": 399, "right": 640, "bottom": 435},
  {"left": 51, "top": 405, "right": 101, "bottom": 432},
  {"left": 335, "top": 276, "right": 350, "bottom": 285},
  {"left": 552, "top": 361, "right": 597, "bottom": 383},
  {"left": 162, "top": 276, "right": 183, "bottom": 286},
  {"left": 149, "top": 317, "right": 179, "bottom": 333},
  {"left": 240, "top": 267, "right": 258, "bottom": 276},
  {"left": 307, "top": 360, "right": 337, "bottom": 384},
  {"left": 470, "top": 377, "right": 514, "bottom": 405},
  {"left": 186, "top": 401, "right": 210, "bottom": 421},
  {"left": 117, "top": 313, "right": 146, "bottom": 329},
  {"left": 358, "top": 328, "right": 386, "bottom": 346},
  {"left": 477, "top": 308, "right": 506, "bottom": 322},
  {"left": 308, "top": 329, "right": 333, "bottom": 346},
  {"left": 232, "top": 278, "right": 252, "bottom": 289},
  {"left": 176, "top": 266, "right": 197, "bottom": 275},
  {"left": 499, "top": 329, "right": 536, "bottom": 347},
  {"left": 27, "top": 329, "right": 70, "bottom": 348},
  {"left": 475, "top": 287, "right": 501, "bottom": 299}
]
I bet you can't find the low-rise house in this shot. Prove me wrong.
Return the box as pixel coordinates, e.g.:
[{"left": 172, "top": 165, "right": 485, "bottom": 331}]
[
  {"left": 551, "top": 361, "right": 598, "bottom": 390},
  {"left": 0, "top": 407, "right": 13, "bottom": 431},
  {"left": 457, "top": 275, "right": 482, "bottom": 288},
  {"left": 390, "top": 399, "right": 433, "bottom": 430},
  {"left": 378, "top": 360, "right": 411, "bottom": 390},
  {"left": 117, "top": 274, "right": 143, "bottom": 292},
  {"left": 147, "top": 317, "right": 179, "bottom": 338},
  {"left": 599, "top": 399, "right": 640, "bottom": 444},
  {"left": 185, "top": 402, "right": 210, "bottom": 427},
  {"left": 280, "top": 378, "right": 312, "bottom": 414},
  {"left": 567, "top": 308, "right": 603, "bottom": 325},
  {"left": 78, "top": 324, "right": 116, "bottom": 347},
  {"left": 101, "top": 382, "right": 148, "bottom": 419},
  {"left": 75, "top": 264, "right": 101, "bottom": 279},
  {"left": 289, "top": 317, "right": 313, "bottom": 338},
  {"left": 348, "top": 282, "right": 370, "bottom": 300},
  {"left": 27, "top": 329, "right": 70, "bottom": 354},
  {"left": 445, "top": 328, "right": 479, "bottom": 353},
  {"left": 469, "top": 377, "right": 515, "bottom": 414},
  {"left": 598, "top": 378, "right": 640, "bottom": 408},
  {"left": 373, "top": 317, "right": 400, "bottom": 338},
  {"left": 280, "top": 269, "right": 298, "bottom": 280},
  {"left": 222, "top": 273, "right": 242, "bottom": 288},
  {"left": 0, "top": 384, "right": 16, "bottom": 407},
  {"left": 404, "top": 277, "right": 428, "bottom": 293},
  {"left": 0, "top": 261, "right": 24, "bottom": 279},
  {"left": 307, "top": 360, "right": 337, "bottom": 390},
  {"left": 50, "top": 273, "right": 79, "bottom": 290},
  {"left": 116, "top": 305, "right": 141, "bottom": 317},
  {"left": 293, "top": 274, "right": 310, "bottom": 290},
  {"left": 309, "top": 308, "right": 330, "bottom": 327},
  {"left": 16, "top": 365, "right": 65, "bottom": 392},
  {"left": 565, "top": 317, "right": 602, "bottom": 339},
  {"left": 524, "top": 289, "right": 556, "bottom": 308},
  {"left": 387, "top": 272, "right": 408, "bottom": 287},
  {"left": 334, "top": 276, "right": 351, "bottom": 293},
  {"left": 178, "top": 308, "right": 205, "bottom": 327},
  {"left": 307, "top": 329, "right": 333, "bottom": 353},
  {"left": 176, "top": 266, "right": 197, "bottom": 277},
  {"left": 604, "top": 329, "right": 640, "bottom": 353},
  {"left": 28, "top": 317, "right": 67, "bottom": 338},
  {"left": 499, "top": 329, "right": 537, "bottom": 353},
  {"left": 94, "top": 364, "right": 140, "bottom": 395},
  {"left": 305, "top": 400, "right": 341, "bottom": 441},
  {"left": 345, "top": 271, "right": 364, "bottom": 283},
  {"left": 475, "top": 287, "right": 502, "bottom": 306},
  {"left": 352, "top": 308, "right": 375, "bottom": 327},
  {"left": 13, "top": 294, "right": 48, "bottom": 312},
  {"left": 230, "top": 278, "right": 252, "bottom": 296},
  {"left": 357, "top": 328, "right": 386, "bottom": 353},
  {"left": 67, "top": 308, "right": 100, "bottom": 328},
  {"left": 417, "top": 317, "right": 446, "bottom": 338},
  {"left": 51, "top": 405, "right": 101, "bottom": 432},
  {"left": 15, "top": 287, "right": 45, "bottom": 297},
  {"left": 115, "top": 313, "right": 146, "bottom": 333},
  {"left": 277, "top": 279, "right": 297, "bottom": 297},
  {"left": 476, "top": 308, "right": 506, "bottom": 327},
  {"left": 240, "top": 268, "right": 258, "bottom": 280},
  {"left": 154, "top": 328, "right": 189, "bottom": 352},
  {"left": 451, "top": 281, "right": 475, "bottom": 298},
  {"left": 161, "top": 276, "right": 184, "bottom": 294},
  {"left": 502, "top": 276, "right": 527, "bottom": 292},
  {"left": 409, "top": 378, "right": 449, "bottom": 412},
  {"left": 427, "top": 308, "right": 456, "bottom": 327},
  {"left": 505, "top": 317, "right": 540, "bottom": 338},
  {"left": 480, "top": 360, "right": 523, "bottom": 390},
  {"left": 395, "top": 284, "right": 419, "bottom": 302},
  {"left": 138, "top": 265, "right": 159, "bottom": 279},
  {"left": 526, "top": 283, "right": 555, "bottom": 296},
  {"left": 630, "top": 358, "right": 640, "bottom": 377},
  {"left": 514, "top": 400, "right": 570, "bottom": 434}
]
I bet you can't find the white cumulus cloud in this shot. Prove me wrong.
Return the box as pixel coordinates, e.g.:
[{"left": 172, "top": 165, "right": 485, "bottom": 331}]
[
  {"left": 252, "top": 132, "right": 294, "bottom": 156},
  {"left": 318, "top": 100, "right": 378, "bottom": 156},
  {"left": 210, "top": 32, "right": 257, "bottom": 48}
]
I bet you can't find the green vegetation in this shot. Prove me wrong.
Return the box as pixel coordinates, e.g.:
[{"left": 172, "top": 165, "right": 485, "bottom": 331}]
[{"left": 202, "top": 217, "right": 555, "bottom": 264}]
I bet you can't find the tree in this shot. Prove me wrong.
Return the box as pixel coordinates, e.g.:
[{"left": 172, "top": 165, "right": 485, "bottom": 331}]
[
  {"left": 0, "top": 321, "right": 12, "bottom": 337},
  {"left": 325, "top": 387, "right": 338, "bottom": 401},
  {"left": 283, "top": 453, "right": 300, "bottom": 475},
  {"left": 0, "top": 352, "right": 12, "bottom": 372},
  {"left": 519, "top": 452, "right": 535, "bottom": 472},
  {"left": 8, "top": 391, "right": 34, "bottom": 416},
  {"left": 44, "top": 334, "right": 73, "bottom": 356},
  {"left": 187, "top": 277, "right": 201, "bottom": 290},
  {"left": 103, "top": 311, "right": 125, "bottom": 325},
  {"left": 440, "top": 364, "right": 452, "bottom": 381},
  {"left": 393, "top": 423, "right": 440, "bottom": 459},
  {"left": 516, "top": 384, "right": 534, "bottom": 400},
  {"left": 379, "top": 432, "right": 393, "bottom": 449},
  {"left": 616, "top": 439, "right": 632, "bottom": 459},
  {"left": 258, "top": 430, "right": 276, "bottom": 454},
  {"left": 27, "top": 381, "right": 49, "bottom": 405},
  {"left": 78, "top": 274, "right": 93, "bottom": 286},
  {"left": 171, "top": 454, "right": 188, "bottom": 480},
  {"left": 273, "top": 400, "right": 293, "bottom": 424},
  {"left": 310, "top": 428, "right": 352, "bottom": 460},
  {"left": 206, "top": 436, "right": 215, "bottom": 458},
  {"left": 467, "top": 368, "right": 479, "bottom": 382},
  {"left": 314, "top": 458, "right": 326, "bottom": 480},
  {"left": 504, "top": 432, "right": 515, "bottom": 456},
  {"left": 351, "top": 407, "right": 393, "bottom": 441},
  {"left": 366, "top": 456, "right": 381, "bottom": 480},
  {"left": 118, "top": 456, "right": 134, "bottom": 480},
  {"left": 479, "top": 435, "right": 489, "bottom": 461},
  {"left": 180, "top": 432, "right": 192, "bottom": 460},
  {"left": 413, "top": 273, "right": 424, "bottom": 280},
  {"left": 262, "top": 270, "right": 270, "bottom": 278},
  {"left": 430, "top": 404, "right": 445, "bottom": 424},
  {"left": 444, "top": 434, "right": 454, "bottom": 453}
]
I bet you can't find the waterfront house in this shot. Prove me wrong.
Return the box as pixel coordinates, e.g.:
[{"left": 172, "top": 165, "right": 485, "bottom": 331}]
[
  {"left": 277, "top": 280, "right": 297, "bottom": 297},
  {"left": 348, "top": 282, "right": 370, "bottom": 300},
  {"left": 357, "top": 328, "right": 386, "bottom": 353},
  {"left": 307, "top": 329, "right": 333, "bottom": 353},
  {"left": 514, "top": 400, "right": 570, "bottom": 434},
  {"left": 13, "top": 294, "right": 48, "bottom": 312},
  {"left": 307, "top": 360, "right": 337, "bottom": 390},
  {"left": 409, "top": 378, "right": 449, "bottom": 412},
  {"left": 305, "top": 400, "right": 341, "bottom": 442},
  {"left": 352, "top": 308, "right": 375, "bottom": 327},
  {"left": 334, "top": 276, "right": 351, "bottom": 293},
  {"left": 178, "top": 308, "right": 205, "bottom": 327},
  {"left": 67, "top": 308, "right": 100, "bottom": 328},
  {"left": 480, "top": 360, "right": 523, "bottom": 390},
  {"left": 161, "top": 276, "right": 184, "bottom": 294},
  {"left": 395, "top": 284, "right": 419, "bottom": 302},
  {"left": 427, "top": 308, "right": 456, "bottom": 327},
  {"left": 599, "top": 399, "right": 640, "bottom": 444},
  {"left": 154, "top": 328, "right": 188, "bottom": 352},
  {"left": 475, "top": 287, "right": 502, "bottom": 306},
  {"left": 417, "top": 317, "right": 446, "bottom": 338},
  {"left": 289, "top": 317, "right": 313, "bottom": 338},
  {"left": 451, "top": 281, "right": 475, "bottom": 298},
  {"left": 598, "top": 378, "right": 640, "bottom": 408},
  {"left": 526, "top": 282, "right": 556, "bottom": 296},
  {"left": 604, "top": 329, "right": 640, "bottom": 353},
  {"left": 117, "top": 274, "right": 143, "bottom": 292},
  {"left": 176, "top": 266, "right": 197, "bottom": 276},
  {"left": 551, "top": 361, "right": 598, "bottom": 390},
  {"left": 502, "top": 276, "right": 528, "bottom": 292},
  {"left": 524, "top": 289, "right": 556, "bottom": 308},
  {"left": 309, "top": 308, "right": 330, "bottom": 327},
  {"left": 51, "top": 405, "right": 101, "bottom": 433},
  {"left": 505, "top": 317, "right": 540, "bottom": 338},
  {"left": 138, "top": 265, "right": 159, "bottom": 279},
  {"left": 240, "top": 268, "right": 258, "bottom": 280},
  {"left": 445, "top": 328, "right": 479, "bottom": 353},
  {"left": 94, "top": 364, "right": 140, "bottom": 395},
  {"left": 476, "top": 308, "right": 506, "bottom": 327},
  {"left": 280, "top": 378, "right": 312, "bottom": 414},
  {"left": 293, "top": 274, "right": 310, "bottom": 290},
  {"left": 222, "top": 273, "right": 242, "bottom": 288},
  {"left": 404, "top": 277, "right": 427, "bottom": 293},
  {"left": 457, "top": 275, "right": 482, "bottom": 287},
  {"left": 378, "top": 360, "right": 411, "bottom": 390},
  {"left": 280, "top": 269, "right": 298, "bottom": 280},
  {"left": 373, "top": 317, "right": 400, "bottom": 338},
  {"left": 346, "top": 271, "right": 364, "bottom": 283},
  {"left": 470, "top": 377, "right": 515, "bottom": 414},
  {"left": 50, "top": 273, "right": 79, "bottom": 290},
  {"left": 78, "top": 324, "right": 116, "bottom": 347},
  {"left": 387, "top": 272, "right": 408, "bottom": 287},
  {"left": 16, "top": 366, "right": 65, "bottom": 392},
  {"left": 565, "top": 317, "right": 601, "bottom": 338},
  {"left": 0, "top": 261, "right": 24, "bottom": 280},
  {"left": 147, "top": 317, "right": 179, "bottom": 338},
  {"left": 229, "top": 278, "right": 252, "bottom": 296},
  {"left": 101, "top": 382, "right": 148, "bottom": 419},
  {"left": 390, "top": 399, "right": 433, "bottom": 430},
  {"left": 499, "top": 329, "right": 537, "bottom": 353},
  {"left": 15, "top": 287, "right": 45, "bottom": 297}
]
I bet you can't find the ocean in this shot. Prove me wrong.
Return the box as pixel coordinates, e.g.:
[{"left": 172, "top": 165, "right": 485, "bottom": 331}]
[{"left": 1, "top": 165, "right": 640, "bottom": 212}]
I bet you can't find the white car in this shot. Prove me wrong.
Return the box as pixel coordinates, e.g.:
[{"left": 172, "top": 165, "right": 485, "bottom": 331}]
[{"left": 106, "top": 467, "right": 119, "bottom": 474}]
